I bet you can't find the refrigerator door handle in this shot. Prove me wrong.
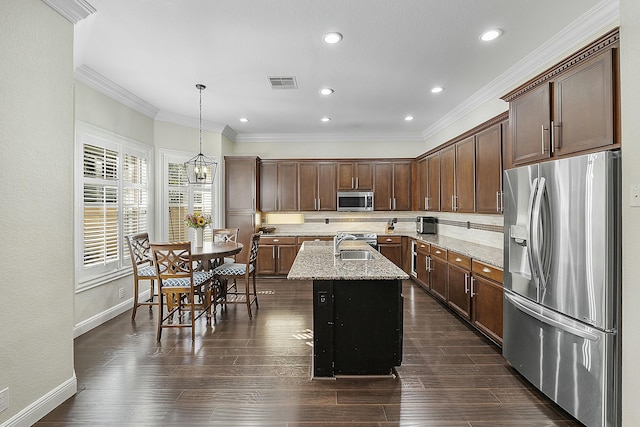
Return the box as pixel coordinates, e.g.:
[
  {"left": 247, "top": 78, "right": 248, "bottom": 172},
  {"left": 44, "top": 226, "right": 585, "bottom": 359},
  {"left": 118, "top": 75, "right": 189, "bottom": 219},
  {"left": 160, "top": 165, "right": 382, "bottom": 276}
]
[
  {"left": 527, "top": 177, "right": 541, "bottom": 283},
  {"left": 531, "top": 177, "right": 547, "bottom": 289},
  {"left": 505, "top": 292, "right": 600, "bottom": 341}
]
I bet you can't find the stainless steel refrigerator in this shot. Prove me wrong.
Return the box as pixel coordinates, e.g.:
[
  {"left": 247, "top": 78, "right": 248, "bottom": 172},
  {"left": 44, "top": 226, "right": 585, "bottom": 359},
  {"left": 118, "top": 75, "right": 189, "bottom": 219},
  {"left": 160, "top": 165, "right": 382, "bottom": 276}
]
[{"left": 503, "top": 150, "right": 621, "bottom": 427}]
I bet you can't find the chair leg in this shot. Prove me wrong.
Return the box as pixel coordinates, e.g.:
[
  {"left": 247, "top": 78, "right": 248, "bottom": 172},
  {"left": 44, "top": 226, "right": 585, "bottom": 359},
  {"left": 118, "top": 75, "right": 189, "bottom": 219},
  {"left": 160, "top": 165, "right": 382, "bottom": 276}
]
[
  {"left": 252, "top": 272, "right": 259, "bottom": 309},
  {"left": 131, "top": 280, "right": 139, "bottom": 320},
  {"left": 245, "top": 274, "right": 252, "bottom": 319},
  {"left": 148, "top": 280, "right": 155, "bottom": 311},
  {"left": 156, "top": 292, "right": 164, "bottom": 341}
]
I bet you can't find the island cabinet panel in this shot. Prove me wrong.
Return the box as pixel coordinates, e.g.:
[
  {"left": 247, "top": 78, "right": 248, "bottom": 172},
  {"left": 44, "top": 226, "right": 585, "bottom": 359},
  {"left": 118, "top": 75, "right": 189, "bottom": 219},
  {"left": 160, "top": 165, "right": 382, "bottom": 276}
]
[
  {"left": 378, "top": 235, "right": 403, "bottom": 269},
  {"left": 257, "top": 236, "right": 297, "bottom": 275},
  {"left": 429, "top": 246, "right": 448, "bottom": 302},
  {"left": 471, "top": 260, "right": 504, "bottom": 345},
  {"left": 475, "top": 123, "right": 504, "bottom": 214},
  {"left": 446, "top": 251, "right": 472, "bottom": 321},
  {"left": 337, "top": 161, "right": 373, "bottom": 190}
]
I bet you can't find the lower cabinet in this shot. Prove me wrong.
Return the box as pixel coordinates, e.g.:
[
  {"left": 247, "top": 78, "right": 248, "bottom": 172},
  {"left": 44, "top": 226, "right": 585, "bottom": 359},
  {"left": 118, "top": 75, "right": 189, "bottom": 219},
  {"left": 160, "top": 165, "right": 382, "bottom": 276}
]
[
  {"left": 257, "top": 236, "right": 297, "bottom": 275},
  {"left": 429, "top": 246, "right": 448, "bottom": 302},
  {"left": 447, "top": 251, "right": 471, "bottom": 320},
  {"left": 471, "top": 260, "right": 504, "bottom": 345},
  {"left": 412, "top": 240, "right": 430, "bottom": 288},
  {"left": 377, "top": 235, "right": 403, "bottom": 268}
]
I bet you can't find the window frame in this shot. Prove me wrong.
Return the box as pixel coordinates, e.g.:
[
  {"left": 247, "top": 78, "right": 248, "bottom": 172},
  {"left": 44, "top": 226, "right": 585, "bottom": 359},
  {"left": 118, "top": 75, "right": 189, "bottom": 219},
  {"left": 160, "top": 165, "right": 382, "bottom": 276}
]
[{"left": 75, "top": 122, "right": 153, "bottom": 291}]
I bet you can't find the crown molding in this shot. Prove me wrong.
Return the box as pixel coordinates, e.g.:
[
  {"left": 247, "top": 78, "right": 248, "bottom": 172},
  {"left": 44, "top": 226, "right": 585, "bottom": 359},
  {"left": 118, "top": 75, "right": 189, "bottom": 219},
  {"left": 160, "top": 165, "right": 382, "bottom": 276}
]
[
  {"left": 234, "top": 132, "right": 424, "bottom": 144},
  {"left": 41, "top": 0, "right": 96, "bottom": 24},
  {"left": 221, "top": 126, "right": 238, "bottom": 142},
  {"left": 74, "top": 65, "right": 160, "bottom": 118},
  {"left": 421, "top": 0, "right": 619, "bottom": 141},
  {"left": 154, "top": 111, "right": 229, "bottom": 134}
]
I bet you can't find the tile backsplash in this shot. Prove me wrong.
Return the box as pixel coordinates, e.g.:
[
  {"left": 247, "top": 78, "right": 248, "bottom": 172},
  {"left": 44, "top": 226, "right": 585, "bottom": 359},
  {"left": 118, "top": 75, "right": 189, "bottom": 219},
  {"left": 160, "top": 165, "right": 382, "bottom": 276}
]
[{"left": 262, "top": 211, "right": 504, "bottom": 249}]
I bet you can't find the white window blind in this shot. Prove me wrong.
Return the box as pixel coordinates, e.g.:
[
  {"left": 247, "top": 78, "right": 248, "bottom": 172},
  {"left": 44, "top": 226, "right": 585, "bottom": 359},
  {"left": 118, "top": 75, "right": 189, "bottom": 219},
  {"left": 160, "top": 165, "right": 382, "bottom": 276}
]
[{"left": 76, "top": 124, "right": 151, "bottom": 287}]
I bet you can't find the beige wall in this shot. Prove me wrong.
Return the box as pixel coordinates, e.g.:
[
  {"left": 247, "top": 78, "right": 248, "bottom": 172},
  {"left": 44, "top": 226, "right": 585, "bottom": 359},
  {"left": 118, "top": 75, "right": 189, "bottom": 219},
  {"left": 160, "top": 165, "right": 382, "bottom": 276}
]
[
  {"left": 620, "top": 0, "right": 640, "bottom": 423},
  {"left": 0, "top": 0, "right": 76, "bottom": 424}
]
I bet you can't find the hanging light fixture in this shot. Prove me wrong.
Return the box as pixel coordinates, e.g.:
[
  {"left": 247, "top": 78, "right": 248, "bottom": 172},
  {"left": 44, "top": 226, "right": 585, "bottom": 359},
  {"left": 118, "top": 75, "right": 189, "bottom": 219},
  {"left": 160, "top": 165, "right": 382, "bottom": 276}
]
[{"left": 184, "top": 83, "right": 217, "bottom": 184}]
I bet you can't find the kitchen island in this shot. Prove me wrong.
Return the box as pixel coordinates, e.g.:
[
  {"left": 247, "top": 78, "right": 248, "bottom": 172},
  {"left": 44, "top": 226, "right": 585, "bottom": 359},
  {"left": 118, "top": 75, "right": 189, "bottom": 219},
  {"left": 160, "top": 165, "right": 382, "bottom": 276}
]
[{"left": 288, "top": 240, "right": 409, "bottom": 378}]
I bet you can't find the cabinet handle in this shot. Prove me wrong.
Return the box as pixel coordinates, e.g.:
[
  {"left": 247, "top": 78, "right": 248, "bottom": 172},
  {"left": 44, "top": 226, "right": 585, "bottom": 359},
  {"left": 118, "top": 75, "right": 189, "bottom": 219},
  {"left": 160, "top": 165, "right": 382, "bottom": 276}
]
[
  {"left": 351, "top": 177, "right": 354, "bottom": 189},
  {"left": 427, "top": 256, "right": 432, "bottom": 272},
  {"left": 482, "top": 267, "right": 492, "bottom": 273},
  {"left": 541, "top": 124, "right": 551, "bottom": 154},
  {"left": 277, "top": 247, "right": 280, "bottom": 258},
  {"left": 355, "top": 176, "right": 359, "bottom": 189},
  {"left": 272, "top": 246, "right": 275, "bottom": 258},
  {"left": 420, "top": 244, "right": 426, "bottom": 248},
  {"left": 464, "top": 273, "right": 469, "bottom": 294},
  {"left": 273, "top": 239, "right": 279, "bottom": 242},
  {"left": 435, "top": 250, "right": 441, "bottom": 254},
  {"left": 424, "top": 197, "right": 428, "bottom": 210},
  {"left": 317, "top": 197, "right": 321, "bottom": 210},
  {"left": 389, "top": 198, "right": 392, "bottom": 209},
  {"left": 550, "top": 120, "right": 555, "bottom": 154},
  {"left": 455, "top": 257, "right": 462, "bottom": 262},
  {"left": 470, "top": 277, "right": 476, "bottom": 297},
  {"left": 496, "top": 191, "right": 500, "bottom": 212}
]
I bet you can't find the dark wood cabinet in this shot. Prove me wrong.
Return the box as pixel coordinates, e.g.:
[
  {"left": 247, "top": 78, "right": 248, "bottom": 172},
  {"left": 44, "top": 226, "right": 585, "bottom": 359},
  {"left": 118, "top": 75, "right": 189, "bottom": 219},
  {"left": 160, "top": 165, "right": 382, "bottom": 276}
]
[
  {"left": 429, "top": 246, "right": 448, "bottom": 302},
  {"left": 504, "top": 30, "right": 619, "bottom": 167},
  {"left": 225, "top": 157, "right": 259, "bottom": 263},
  {"left": 377, "top": 235, "right": 402, "bottom": 269},
  {"left": 427, "top": 153, "right": 440, "bottom": 211},
  {"left": 475, "top": 123, "right": 504, "bottom": 214},
  {"left": 553, "top": 49, "right": 615, "bottom": 157},
  {"left": 337, "top": 161, "right": 373, "bottom": 190},
  {"left": 260, "top": 161, "right": 298, "bottom": 211},
  {"left": 257, "top": 236, "right": 297, "bottom": 275},
  {"left": 440, "top": 147, "right": 455, "bottom": 212},
  {"left": 455, "top": 137, "right": 475, "bottom": 213},
  {"left": 298, "top": 161, "right": 336, "bottom": 211},
  {"left": 446, "top": 252, "right": 472, "bottom": 321},
  {"left": 471, "top": 260, "right": 504, "bottom": 346},
  {"left": 413, "top": 240, "right": 430, "bottom": 289},
  {"left": 373, "top": 161, "right": 411, "bottom": 211}
]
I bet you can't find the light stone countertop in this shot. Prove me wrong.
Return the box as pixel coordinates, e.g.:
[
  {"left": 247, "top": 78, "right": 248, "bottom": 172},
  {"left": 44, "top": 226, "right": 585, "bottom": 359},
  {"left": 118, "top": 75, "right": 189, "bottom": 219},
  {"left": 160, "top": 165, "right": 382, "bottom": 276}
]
[
  {"left": 287, "top": 241, "right": 410, "bottom": 281},
  {"left": 262, "top": 231, "right": 503, "bottom": 269}
]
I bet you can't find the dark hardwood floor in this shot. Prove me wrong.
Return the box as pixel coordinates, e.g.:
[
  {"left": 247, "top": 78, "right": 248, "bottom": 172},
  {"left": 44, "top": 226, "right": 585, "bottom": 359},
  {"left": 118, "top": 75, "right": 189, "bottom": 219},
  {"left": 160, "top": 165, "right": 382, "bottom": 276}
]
[{"left": 36, "top": 279, "right": 581, "bottom": 426}]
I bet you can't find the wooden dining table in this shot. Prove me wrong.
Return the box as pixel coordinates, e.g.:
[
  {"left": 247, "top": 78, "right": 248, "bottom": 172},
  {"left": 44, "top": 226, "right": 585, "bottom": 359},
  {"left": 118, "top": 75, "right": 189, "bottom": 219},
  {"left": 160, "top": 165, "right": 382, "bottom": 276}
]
[{"left": 191, "top": 241, "right": 243, "bottom": 270}]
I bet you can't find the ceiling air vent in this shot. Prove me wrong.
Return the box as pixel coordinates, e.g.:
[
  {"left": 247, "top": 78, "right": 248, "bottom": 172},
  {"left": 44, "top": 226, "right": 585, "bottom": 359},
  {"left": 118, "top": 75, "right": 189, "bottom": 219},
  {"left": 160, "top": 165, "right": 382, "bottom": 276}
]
[{"left": 268, "top": 76, "right": 298, "bottom": 90}]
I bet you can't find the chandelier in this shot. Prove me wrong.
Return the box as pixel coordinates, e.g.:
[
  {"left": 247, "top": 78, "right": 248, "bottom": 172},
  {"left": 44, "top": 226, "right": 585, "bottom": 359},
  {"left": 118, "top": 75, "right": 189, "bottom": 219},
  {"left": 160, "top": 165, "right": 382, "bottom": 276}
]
[{"left": 184, "top": 84, "right": 217, "bottom": 184}]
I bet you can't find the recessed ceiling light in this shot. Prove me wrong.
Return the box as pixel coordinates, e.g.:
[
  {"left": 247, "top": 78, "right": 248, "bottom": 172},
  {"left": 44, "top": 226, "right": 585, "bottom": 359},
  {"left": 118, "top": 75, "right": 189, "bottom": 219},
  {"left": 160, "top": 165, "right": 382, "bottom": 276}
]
[
  {"left": 404, "top": 116, "right": 414, "bottom": 121},
  {"left": 319, "top": 88, "right": 334, "bottom": 95},
  {"left": 431, "top": 86, "right": 444, "bottom": 94},
  {"left": 239, "top": 117, "right": 249, "bottom": 123},
  {"left": 323, "top": 32, "right": 342, "bottom": 44},
  {"left": 321, "top": 117, "right": 331, "bottom": 122},
  {"left": 480, "top": 29, "right": 503, "bottom": 42}
]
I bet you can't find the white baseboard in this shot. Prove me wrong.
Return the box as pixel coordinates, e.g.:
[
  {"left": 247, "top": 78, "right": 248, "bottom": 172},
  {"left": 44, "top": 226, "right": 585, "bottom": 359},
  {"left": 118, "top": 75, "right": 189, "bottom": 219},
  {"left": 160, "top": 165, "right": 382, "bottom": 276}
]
[
  {"left": 73, "top": 290, "right": 150, "bottom": 338},
  {"left": 0, "top": 375, "right": 77, "bottom": 427}
]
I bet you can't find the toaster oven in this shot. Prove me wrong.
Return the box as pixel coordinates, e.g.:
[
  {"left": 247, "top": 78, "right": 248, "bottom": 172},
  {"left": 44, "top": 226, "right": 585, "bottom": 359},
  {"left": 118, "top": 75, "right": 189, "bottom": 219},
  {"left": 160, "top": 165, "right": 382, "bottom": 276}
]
[{"left": 416, "top": 216, "right": 437, "bottom": 234}]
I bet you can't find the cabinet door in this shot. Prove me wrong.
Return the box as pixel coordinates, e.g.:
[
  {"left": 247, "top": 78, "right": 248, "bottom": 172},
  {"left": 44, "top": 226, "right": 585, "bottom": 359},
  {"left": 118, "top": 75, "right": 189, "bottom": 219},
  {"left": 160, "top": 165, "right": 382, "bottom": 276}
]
[
  {"left": 429, "top": 256, "right": 448, "bottom": 302},
  {"left": 427, "top": 153, "right": 440, "bottom": 211},
  {"left": 447, "top": 265, "right": 471, "bottom": 320},
  {"left": 455, "top": 137, "right": 475, "bottom": 213},
  {"left": 259, "top": 161, "right": 278, "bottom": 212},
  {"left": 298, "top": 162, "right": 318, "bottom": 211},
  {"left": 471, "top": 275, "right": 504, "bottom": 345},
  {"left": 278, "top": 162, "right": 298, "bottom": 211},
  {"left": 276, "top": 245, "right": 297, "bottom": 275},
  {"left": 475, "top": 124, "right": 503, "bottom": 214},
  {"left": 440, "top": 147, "right": 455, "bottom": 212},
  {"left": 373, "top": 162, "right": 393, "bottom": 210},
  {"left": 355, "top": 162, "right": 373, "bottom": 190},
  {"left": 317, "top": 162, "right": 336, "bottom": 211},
  {"left": 416, "top": 158, "right": 427, "bottom": 210},
  {"left": 257, "top": 244, "right": 276, "bottom": 275},
  {"left": 392, "top": 161, "right": 412, "bottom": 210},
  {"left": 225, "top": 212, "right": 256, "bottom": 263},
  {"left": 510, "top": 83, "right": 551, "bottom": 166},
  {"left": 379, "top": 244, "right": 402, "bottom": 268},
  {"left": 337, "top": 162, "right": 355, "bottom": 190},
  {"left": 225, "top": 157, "right": 258, "bottom": 212},
  {"left": 416, "top": 253, "right": 429, "bottom": 288},
  {"left": 553, "top": 49, "right": 614, "bottom": 156}
]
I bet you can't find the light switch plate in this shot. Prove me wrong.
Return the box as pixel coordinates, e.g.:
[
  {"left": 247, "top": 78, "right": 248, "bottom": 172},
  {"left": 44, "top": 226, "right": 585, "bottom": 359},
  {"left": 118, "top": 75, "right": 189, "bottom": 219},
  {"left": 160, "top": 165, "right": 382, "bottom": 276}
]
[{"left": 631, "top": 185, "right": 640, "bottom": 207}]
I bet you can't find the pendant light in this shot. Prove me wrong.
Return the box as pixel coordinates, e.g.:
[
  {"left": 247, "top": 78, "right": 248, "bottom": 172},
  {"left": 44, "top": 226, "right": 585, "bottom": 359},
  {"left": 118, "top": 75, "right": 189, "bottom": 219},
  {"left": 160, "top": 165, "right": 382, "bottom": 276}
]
[{"left": 184, "top": 84, "right": 217, "bottom": 184}]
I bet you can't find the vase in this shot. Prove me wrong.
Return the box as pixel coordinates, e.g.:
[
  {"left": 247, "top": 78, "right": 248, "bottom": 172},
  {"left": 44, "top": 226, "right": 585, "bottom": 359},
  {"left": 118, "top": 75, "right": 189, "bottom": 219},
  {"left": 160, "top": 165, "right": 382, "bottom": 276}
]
[{"left": 194, "top": 228, "right": 204, "bottom": 248}]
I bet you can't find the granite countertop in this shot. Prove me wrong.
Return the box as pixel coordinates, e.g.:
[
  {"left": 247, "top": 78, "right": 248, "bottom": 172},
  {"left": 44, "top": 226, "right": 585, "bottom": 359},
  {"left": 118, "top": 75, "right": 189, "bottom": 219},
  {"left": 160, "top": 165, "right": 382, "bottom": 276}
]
[
  {"left": 263, "top": 231, "right": 503, "bottom": 269},
  {"left": 287, "top": 241, "right": 410, "bottom": 281}
]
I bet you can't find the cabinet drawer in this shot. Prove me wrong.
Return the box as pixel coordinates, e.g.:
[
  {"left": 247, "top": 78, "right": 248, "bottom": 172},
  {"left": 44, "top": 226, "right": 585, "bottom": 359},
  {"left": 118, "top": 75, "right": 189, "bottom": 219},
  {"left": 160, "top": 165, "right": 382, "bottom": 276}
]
[
  {"left": 260, "top": 236, "right": 296, "bottom": 245},
  {"left": 296, "top": 236, "right": 333, "bottom": 244},
  {"left": 472, "top": 260, "right": 503, "bottom": 283},
  {"left": 447, "top": 251, "right": 471, "bottom": 270},
  {"left": 431, "top": 246, "right": 447, "bottom": 260},
  {"left": 415, "top": 240, "right": 430, "bottom": 255},
  {"left": 378, "top": 236, "right": 402, "bottom": 244}
]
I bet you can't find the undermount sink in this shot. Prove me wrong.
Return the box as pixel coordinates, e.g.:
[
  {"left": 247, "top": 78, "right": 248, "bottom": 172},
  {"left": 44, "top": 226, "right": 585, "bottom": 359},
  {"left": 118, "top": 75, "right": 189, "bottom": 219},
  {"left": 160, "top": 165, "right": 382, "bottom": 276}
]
[{"left": 339, "top": 250, "right": 373, "bottom": 261}]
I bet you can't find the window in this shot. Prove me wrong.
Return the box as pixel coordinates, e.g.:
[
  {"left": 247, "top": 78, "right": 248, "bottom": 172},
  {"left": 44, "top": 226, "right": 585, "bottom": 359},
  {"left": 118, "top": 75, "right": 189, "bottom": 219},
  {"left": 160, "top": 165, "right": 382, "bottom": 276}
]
[
  {"left": 160, "top": 150, "right": 218, "bottom": 243},
  {"left": 76, "top": 123, "right": 151, "bottom": 288}
]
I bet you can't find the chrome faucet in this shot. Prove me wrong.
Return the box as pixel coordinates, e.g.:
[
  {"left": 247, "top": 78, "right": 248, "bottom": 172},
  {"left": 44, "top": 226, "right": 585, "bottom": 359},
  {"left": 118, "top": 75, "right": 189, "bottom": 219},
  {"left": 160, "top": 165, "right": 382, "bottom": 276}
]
[{"left": 334, "top": 232, "right": 357, "bottom": 256}]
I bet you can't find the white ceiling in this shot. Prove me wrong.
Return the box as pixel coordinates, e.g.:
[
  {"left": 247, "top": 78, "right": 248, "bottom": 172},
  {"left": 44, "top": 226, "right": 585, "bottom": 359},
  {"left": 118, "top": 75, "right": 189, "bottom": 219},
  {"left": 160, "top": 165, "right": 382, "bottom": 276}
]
[{"left": 73, "top": 0, "right": 613, "bottom": 142}]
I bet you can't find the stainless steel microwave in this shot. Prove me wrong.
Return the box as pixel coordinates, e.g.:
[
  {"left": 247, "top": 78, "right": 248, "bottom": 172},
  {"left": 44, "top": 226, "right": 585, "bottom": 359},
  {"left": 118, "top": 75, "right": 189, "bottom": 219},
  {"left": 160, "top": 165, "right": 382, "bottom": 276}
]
[{"left": 337, "top": 191, "right": 374, "bottom": 211}]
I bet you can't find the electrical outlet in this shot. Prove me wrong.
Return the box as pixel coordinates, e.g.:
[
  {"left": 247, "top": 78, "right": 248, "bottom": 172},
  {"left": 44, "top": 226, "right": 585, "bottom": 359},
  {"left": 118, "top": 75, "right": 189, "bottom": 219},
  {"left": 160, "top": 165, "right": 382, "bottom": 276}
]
[
  {"left": 631, "top": 185, "right": 640, "bottom": 207},
  {"left": 118, "top": 287, "right": 125, "bottom": 299},
  {"left": 0, "top": 388, "right": 9, "bottom": 412}
]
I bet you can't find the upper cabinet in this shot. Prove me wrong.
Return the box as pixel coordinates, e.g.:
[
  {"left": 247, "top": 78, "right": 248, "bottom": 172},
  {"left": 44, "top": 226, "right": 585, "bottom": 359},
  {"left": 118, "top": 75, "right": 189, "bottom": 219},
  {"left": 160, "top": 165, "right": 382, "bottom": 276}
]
[
  {"left": 441, "top": 138, "right": 475, "bottom": 213},
  {"left": 298, "top": 161, "right": 336, "bottom": 211},
  {"left": 414, "top": 153, "right": 440, "bottom": 212},
  {"left": 225, "top": 156, "right": 259, "bottom": 212},
  {"left": 475, "top": 122, "right": 505, "bottom": 214},
  {"left": 260, "top": 160, "right": 298, "bottom": 211},
  {"left": 503, "top": 29, "right": 619, "bottom": 168},
  {"left": 337, "top": 161, "right": 373, "bottom": 190},
  {"left": 373, "top": 161, "right": 411, "bottom": 211}
]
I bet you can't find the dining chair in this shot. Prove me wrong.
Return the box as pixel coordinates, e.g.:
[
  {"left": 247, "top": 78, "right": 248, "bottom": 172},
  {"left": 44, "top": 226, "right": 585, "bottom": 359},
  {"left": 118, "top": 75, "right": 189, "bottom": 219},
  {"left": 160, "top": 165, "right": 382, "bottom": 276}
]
[
  {"left": 211, "top": 233, "right": 260, "bottom": 319},
  {"left": 125, "top": 233, "right": 158, "bottom": 320},
  {"left": 212, "top": 228, "right": 239, "bottom": 264},
  {"left": 151, "top": 242, "right": 215, "bottom": 341}
]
